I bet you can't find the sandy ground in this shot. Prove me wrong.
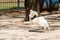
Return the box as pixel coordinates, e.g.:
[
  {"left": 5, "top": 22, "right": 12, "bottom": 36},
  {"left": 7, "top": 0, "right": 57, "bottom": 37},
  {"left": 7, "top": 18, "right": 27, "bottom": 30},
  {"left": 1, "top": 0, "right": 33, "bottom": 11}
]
[{"left": 0, "top": 12, "right": 60, "bottom": 40}]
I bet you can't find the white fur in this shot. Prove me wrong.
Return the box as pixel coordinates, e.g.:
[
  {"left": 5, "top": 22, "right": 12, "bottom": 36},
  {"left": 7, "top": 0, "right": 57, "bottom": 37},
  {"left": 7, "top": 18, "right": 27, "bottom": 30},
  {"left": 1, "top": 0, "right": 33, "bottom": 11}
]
[{"left": 31, "top": 16, "right": 50, "bottom": 30}]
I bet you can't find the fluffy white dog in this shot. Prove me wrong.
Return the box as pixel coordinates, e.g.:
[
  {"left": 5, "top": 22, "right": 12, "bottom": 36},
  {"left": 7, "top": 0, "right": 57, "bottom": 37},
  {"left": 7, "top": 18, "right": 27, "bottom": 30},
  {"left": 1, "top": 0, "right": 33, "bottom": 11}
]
[{"left": 29, "top": 10, "right": 50, "bottom": 30}]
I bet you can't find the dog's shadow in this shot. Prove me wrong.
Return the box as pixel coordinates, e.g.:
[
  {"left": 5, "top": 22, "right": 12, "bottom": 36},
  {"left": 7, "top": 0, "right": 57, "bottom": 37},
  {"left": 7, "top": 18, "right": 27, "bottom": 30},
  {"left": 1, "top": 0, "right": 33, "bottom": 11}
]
[
  {"left": 28, "top": 28, "right": 46, "bottom": 33},
  {"left": 29, "top": 29, "right": 45, "bottom": 33}
]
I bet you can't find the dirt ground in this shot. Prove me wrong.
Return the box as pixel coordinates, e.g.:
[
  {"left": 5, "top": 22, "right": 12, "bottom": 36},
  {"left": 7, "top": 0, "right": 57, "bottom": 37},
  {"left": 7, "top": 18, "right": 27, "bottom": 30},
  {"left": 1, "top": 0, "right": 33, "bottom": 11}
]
[{"left": 0, "top": 11, "right": 60, "bottom": 40}]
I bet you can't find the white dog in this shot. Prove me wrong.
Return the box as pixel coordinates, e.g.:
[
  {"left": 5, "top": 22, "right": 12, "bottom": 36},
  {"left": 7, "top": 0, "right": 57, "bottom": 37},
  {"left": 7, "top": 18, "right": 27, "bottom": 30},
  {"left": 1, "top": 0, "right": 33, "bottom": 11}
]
[{"left": 29, "top": 11, "right": 50, "bottom": 30}]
